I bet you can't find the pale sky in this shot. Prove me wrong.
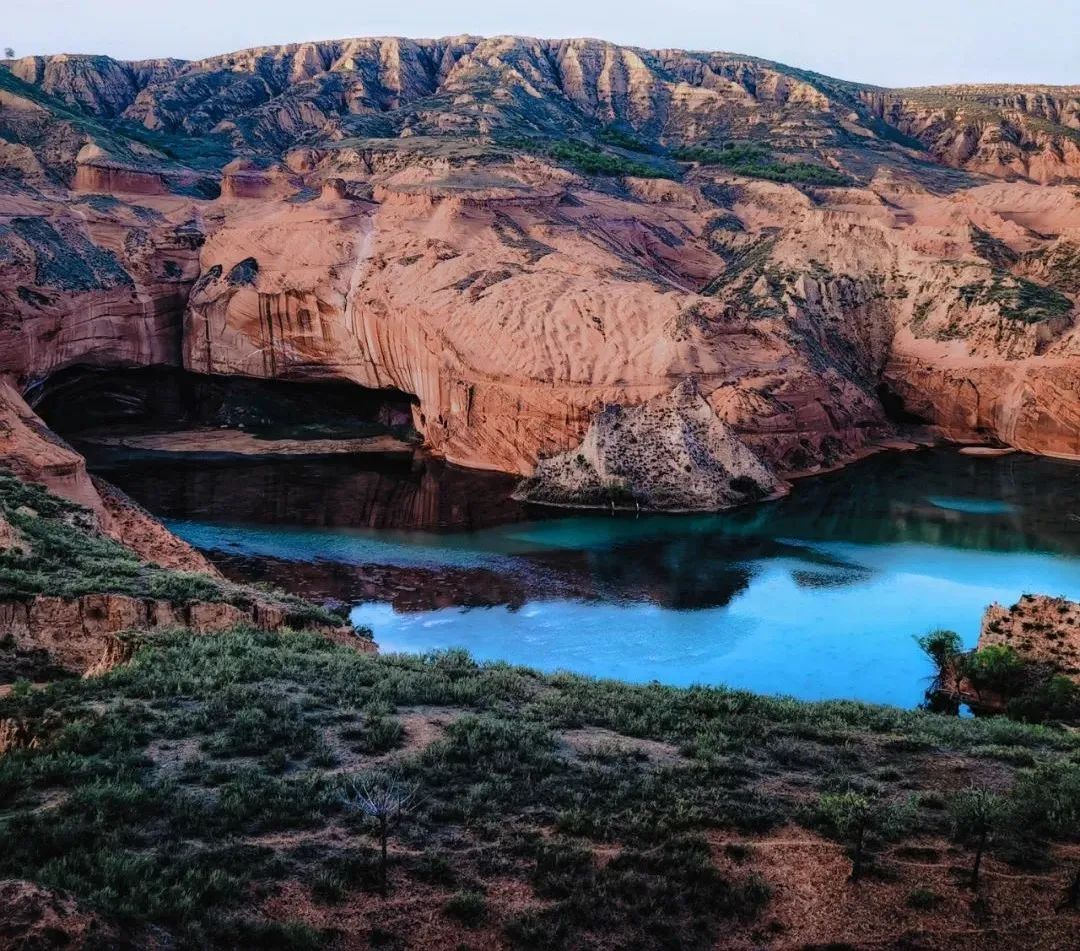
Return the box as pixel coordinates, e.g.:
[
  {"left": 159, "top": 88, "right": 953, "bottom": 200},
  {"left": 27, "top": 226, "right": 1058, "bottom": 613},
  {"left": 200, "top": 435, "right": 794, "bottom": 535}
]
[{"left": 5, "top": 0, "right": 1079, "bottom": 88}]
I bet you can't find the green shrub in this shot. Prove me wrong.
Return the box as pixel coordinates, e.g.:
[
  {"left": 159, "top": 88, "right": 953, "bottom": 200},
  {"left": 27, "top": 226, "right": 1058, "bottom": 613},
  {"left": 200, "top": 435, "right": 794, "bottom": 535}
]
[
  {"left": 814, "top": 792, "right": 914, "bottom": 880},
  {"left": 342, "top": 713, "right": 405, "bottom": 755},
  {"left": 906, "top": 886, "right": 941, "bottom": 910},
  {"left": 671, "top": 143, "right": 851, "bottom": 186},
  {"left": 1007, "top": 675, "right": 1080, "bottom": 723},
  {"left": 444, "top": 889, "right": 487, "bottom": 926},
  {"left": 916, "top": 629, "right": 963, "bottom": 676},
  {"left": 964, "top": 645, "right": 1027, "bottom": 697}
]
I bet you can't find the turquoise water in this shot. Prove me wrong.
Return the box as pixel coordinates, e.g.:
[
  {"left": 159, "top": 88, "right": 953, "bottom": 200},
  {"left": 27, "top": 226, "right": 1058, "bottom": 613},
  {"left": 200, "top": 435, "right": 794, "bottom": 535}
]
[{"left": 99, "top": 449, "right": 1080, "bottom": 707}]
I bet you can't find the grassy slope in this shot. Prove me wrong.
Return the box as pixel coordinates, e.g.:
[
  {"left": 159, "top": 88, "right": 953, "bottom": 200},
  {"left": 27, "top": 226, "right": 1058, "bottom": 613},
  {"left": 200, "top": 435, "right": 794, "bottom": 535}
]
[
  {"left": 1, "top": 627, "right": 1077, "bottom": 948},
  {"left": 0, "top": 469, "right": 341, "bottom": 629}
]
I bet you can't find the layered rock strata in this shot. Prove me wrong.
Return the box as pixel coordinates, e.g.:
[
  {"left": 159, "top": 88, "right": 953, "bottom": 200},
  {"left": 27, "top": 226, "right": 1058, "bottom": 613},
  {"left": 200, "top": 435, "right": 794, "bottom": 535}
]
[{"left": 2, "top": 38, "right": 1080, "bottom": 510}]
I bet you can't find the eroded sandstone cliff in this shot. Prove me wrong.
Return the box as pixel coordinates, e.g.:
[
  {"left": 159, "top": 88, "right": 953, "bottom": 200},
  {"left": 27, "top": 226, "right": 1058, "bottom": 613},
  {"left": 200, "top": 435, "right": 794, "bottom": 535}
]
[{"left": 2, "top": 37, "right": 1080, "bottom": 509}]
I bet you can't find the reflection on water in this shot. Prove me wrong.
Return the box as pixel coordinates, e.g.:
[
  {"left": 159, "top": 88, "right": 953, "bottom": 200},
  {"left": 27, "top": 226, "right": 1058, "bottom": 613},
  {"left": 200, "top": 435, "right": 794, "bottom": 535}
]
[
  {"left": 99, "top": 449, "right": 1080, "bottom": 707},
  {"left": 89, "top": 451, "right": 525, "bottom": 532}
]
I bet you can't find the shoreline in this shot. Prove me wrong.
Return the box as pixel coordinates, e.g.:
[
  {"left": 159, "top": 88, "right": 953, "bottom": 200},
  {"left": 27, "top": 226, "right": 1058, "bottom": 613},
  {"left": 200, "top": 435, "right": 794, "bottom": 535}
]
[{"left": 74, "top": 427, "right": 417, "bottom": 461}]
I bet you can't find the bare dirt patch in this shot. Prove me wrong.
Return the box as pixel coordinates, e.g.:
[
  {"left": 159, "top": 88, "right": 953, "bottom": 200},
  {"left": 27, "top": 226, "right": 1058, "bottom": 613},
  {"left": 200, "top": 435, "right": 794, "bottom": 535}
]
[
  {"left": 0, "top": 879, "right": 118, "bottom": 949},
  {"left": 145, "top": 736, "right": 203, "bottom": 780},
  {"left": 708, "top": 825, "right": 1079, "bottom": 951},
  {"left": 320, "top": 706, "right": 464, "bottom": 775},
  {"left": 559, "top": 726, "right": 685, "bottom": 765},
  {"left": 396, "top": 706, "right": 463, "bottom": 755},
  {"left": 260, "top": 875, "right": 538, "bottom": 951}
]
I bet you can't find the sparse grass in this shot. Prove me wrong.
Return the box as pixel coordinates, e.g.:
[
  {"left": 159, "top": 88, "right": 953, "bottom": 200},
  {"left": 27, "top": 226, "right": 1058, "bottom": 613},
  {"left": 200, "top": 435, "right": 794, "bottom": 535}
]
[{"left": 1, "top": 627, "right": 1078, "bottom": 945}]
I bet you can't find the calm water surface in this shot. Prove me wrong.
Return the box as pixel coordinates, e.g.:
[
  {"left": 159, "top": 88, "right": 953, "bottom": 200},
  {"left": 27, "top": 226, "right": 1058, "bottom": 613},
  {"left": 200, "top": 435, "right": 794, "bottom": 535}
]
[{"left": 96, "top": 449, "right": 1080, "bottom": 707}]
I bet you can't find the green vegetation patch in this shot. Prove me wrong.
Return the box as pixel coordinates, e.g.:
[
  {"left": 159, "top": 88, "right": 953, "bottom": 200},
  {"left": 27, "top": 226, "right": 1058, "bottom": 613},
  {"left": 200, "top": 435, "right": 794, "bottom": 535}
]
[
  {"left": 547, "top": 139, "right": 675, "bottom": 179},
  {"left": 0, "top": 469, "right": 340, "bottom": 628},
  {"left": 1, "top": 627, "right": 1078, "bottom": 945},
  {"left": 672, "top": 143, "right": 853, "bottom": 187},
  {"left": 917, "top": 629, "right": 1080, "bottom": 724},
  {"left": 497, "top": 132, "right": 679, "bottom": 179},
  {"left": 4, "top": 217, "right": 132, "bottom": 292},
  {"left": 596, "top": 125, "right": 656, "bottom": 153},
  {"left": 957, "top": 273, "right": 1074, "bottom": 324}
]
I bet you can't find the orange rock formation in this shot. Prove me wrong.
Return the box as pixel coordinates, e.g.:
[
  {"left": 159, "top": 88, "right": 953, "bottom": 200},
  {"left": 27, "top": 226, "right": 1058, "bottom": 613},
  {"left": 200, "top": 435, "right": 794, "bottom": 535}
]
[{"left": 2, "top": 37, "right": 1080, "bottom": 508}]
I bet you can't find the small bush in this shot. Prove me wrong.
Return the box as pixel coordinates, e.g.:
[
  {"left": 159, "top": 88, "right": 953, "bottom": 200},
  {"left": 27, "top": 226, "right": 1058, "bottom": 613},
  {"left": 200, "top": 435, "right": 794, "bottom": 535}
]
[
  {"left": 444, "top": 890, "right": 487, "bottom": 926},
  {"left": 964, "top": 646, "right": 1026, "bottom": 697},
  {"left": 1007, "top": 676, "right": 1080, "bottom": 724},
  {"left": 906, "top": 887, "right": 941, "bottom": 910},
  {"left": 311, "top": 871, "right": 347, "bottom": 904}
]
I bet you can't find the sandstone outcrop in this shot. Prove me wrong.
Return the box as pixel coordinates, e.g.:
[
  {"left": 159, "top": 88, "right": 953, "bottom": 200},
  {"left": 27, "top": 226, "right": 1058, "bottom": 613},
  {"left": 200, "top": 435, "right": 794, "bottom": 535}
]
[
  {"left": 0, "top": 592, "right": 372, "bottom": 674},
  {"left": 980, "top": 594, "right": 1080, "bottom": 682},
  {"left": 516, "top": 380, "right": 784, "bottom": 510},
  {"left": 3, "top": 37, "right": 1080, "bottom": 510}
]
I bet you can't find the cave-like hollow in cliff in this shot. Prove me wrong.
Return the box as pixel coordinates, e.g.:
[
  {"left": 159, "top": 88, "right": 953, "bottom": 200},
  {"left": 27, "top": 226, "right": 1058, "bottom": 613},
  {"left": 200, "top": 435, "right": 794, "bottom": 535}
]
[
  {"left": 874, "top": 382, "right": 931, "bottom": 426},
  {"left": 26, "top": 366, "right": 419, "bottom": 443}
]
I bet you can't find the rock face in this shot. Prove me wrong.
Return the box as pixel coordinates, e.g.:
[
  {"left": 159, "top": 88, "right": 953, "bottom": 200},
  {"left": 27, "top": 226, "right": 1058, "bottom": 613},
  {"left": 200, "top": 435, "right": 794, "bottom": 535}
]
[
  {"left": 3, "top": 37, "right": 1080, "bottom": 509},
  {"left": 980, "top": 595, "right": 1080, "bottom": 682},
  {"left": 0, "top": 592, "right": 372, "bottom": 674},
  {"left": 0, "top": 379, "right": 217, "bottom": 571},
  {"left": 516, "top": 380, "right": 783, "bottom": 510}
]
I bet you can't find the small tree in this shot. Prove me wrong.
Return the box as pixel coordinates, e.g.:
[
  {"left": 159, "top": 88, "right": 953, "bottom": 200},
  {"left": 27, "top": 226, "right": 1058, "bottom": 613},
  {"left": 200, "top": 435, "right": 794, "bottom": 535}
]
[
  {"left": 340, "top": 772, "right": 418, "bottom": 897},
  {"left": 816, "top": 792, "right": 913, "bottom": 881},
  {"left": 916, "top": 629, "right": 965, "bottom": 696},
  {"left": 3, "top": 48, "right": 14, "bottom": 60},
  {"left": 949, "top": 787, "right": 1010, "bottom": 888}
]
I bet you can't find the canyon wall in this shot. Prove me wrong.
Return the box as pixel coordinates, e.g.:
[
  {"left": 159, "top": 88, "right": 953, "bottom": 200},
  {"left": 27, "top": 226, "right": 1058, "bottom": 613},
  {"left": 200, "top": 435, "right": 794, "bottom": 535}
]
[{"left": 2, "top": 37, "right": 1080, "bottom": 508}]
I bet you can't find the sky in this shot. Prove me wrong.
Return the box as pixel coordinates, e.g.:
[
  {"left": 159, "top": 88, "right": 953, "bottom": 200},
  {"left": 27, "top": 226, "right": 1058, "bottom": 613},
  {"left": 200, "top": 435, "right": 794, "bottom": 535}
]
[{"left": 5, "top": 0, "right": 1079, "bottom": 88}]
